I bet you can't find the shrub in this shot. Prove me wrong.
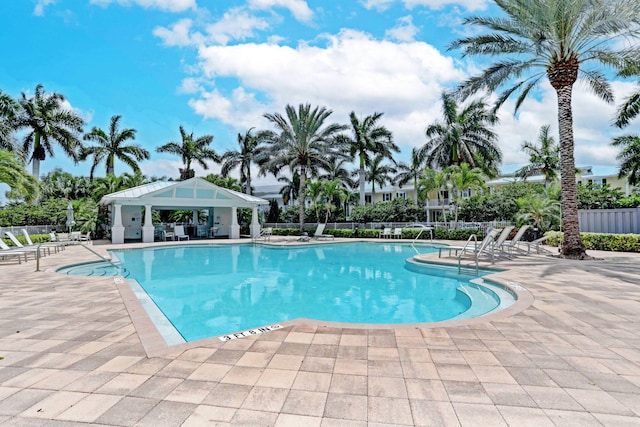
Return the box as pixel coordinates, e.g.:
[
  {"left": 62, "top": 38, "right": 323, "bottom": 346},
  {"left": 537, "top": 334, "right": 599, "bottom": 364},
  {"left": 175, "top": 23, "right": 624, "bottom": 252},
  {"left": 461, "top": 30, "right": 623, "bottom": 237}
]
[{"left": 544, "top": 231, "right": 640, "bottom": 252}]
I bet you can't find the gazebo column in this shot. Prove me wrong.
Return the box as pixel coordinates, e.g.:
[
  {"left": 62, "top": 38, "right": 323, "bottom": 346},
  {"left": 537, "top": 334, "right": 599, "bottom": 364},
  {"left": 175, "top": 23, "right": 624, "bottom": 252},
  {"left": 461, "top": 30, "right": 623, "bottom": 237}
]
[
  {"left": 230, "top": 207, "right": 240, "bottom": 239},
  {"left": 250, "top": 206, "right": 260, "bottom": 238},
  {"left": 112, "top": 204, "right": 125, "bottom": 244},
  {"left": 142, "top": 205, "right": 154, "bottom": 243}
]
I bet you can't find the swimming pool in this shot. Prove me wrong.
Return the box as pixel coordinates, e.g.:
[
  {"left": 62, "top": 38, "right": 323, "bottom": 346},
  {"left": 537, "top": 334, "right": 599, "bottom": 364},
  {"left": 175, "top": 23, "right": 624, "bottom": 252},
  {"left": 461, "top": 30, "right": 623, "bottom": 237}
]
[{"left": 59, "top": 242, "right": 514, "bottom": 343}]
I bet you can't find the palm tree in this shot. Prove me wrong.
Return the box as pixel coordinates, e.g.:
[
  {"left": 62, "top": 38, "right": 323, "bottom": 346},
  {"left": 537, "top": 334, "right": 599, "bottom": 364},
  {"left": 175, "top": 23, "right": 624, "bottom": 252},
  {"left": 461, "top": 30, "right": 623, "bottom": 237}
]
[
  {"left": 0, "top": 91, "right": 19, "bottom": 151},
  {"left": 306, "top": 179, "right": 325, "bottom": 222},
  {"left": 366, "top": 155, "right": 397, "bottom": 201},
  {"left": 261, "top": 104, "right": 347, "bottom": 229},
  {"left": 448, "top": 163, "right": 486, "bottom": 223},
  {"left": 394, "top": 147, "right": 428, "bottom": 204},
  {"left": 14, "top": 84, "right": 84, "bottom": 179},
  {"left": 615, "top": 66, "right": 640, "bottom": 128},
  {"left": 424, "top": 91, "right": 501, "bottom": 175},
  {"left": 339, "top": 111, "right": 398, "bottom": 206},
  {"left": 0, "top": 149, "right": 38, "bottom": 202},
  {"left": 449, "top": 0, "right": 640, "bottom": 258},
  {"left": 321, "top": 179, "right": 346, "bottom": 223},
  {"left": 157, "top": 125, "right": 218, "bottom": 180},
  {"left": 220, "top": 128, "right": 266, "bottom": 195},
  {"left": 612, "top": 135, "right": 640, "bottom": 186},
  {"left": 515, "top": 125, "right": 559, "bottom": 187},
  {"left": 319, "top": 156, "right": 356, "bottom": 189},
  {"left": 278, "top": 170, "right": 300, "bottom": 206},
  {"left": 203, "top": 174, "right": 243, "bottom": 192},
  {"left": 81, "top": 115, "right": 150, "bottom": 182}
]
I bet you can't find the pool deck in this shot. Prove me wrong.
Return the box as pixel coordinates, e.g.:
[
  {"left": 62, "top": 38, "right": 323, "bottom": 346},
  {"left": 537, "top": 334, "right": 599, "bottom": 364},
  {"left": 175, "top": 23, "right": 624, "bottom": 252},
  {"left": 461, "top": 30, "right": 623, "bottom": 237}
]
[{"left": 0, "top": 238, "right": 639, "bottom": 426}]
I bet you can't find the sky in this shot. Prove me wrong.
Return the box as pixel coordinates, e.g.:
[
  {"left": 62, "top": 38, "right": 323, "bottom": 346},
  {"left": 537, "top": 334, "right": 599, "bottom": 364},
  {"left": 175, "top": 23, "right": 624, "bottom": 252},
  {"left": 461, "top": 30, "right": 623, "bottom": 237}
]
[{"left": 1, "top": 0, "right": 639, "bottom": 195}]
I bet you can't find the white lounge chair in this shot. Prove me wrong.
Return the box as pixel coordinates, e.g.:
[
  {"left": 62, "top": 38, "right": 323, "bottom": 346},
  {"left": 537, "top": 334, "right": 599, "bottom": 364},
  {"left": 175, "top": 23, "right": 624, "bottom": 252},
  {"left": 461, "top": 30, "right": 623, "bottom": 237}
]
[
  {"left": 0, "top": 239, "right": 27, "bottom": 263},
  {"left": 22, "top": 229, "right": 65, "bottom": 253},
  {"left": 4, "top": 231, "right": 50, "bottom": 257},
  {"left": 500, "top": 225, "right": 530, "bottom": 255},
  {"left": 174, "top": 225, "right": 190, "bottom": 241},
  {"left": 379, "top": 227, "right": 392, "bottom": 239},
  {"left": 312, "top": 224, "right": 334, "bottom": 240},
  {"left": 439, "top": 228, "right": 501, "bottom": 258},
  {"left": 393, "top": 228, "right": 403, "bottom": 239},
  {"left": 490, "top": 226, "right": 516, "bottom": 260},
  {"left": 518, "top": 234, "right": 553, "bottom": 254}
]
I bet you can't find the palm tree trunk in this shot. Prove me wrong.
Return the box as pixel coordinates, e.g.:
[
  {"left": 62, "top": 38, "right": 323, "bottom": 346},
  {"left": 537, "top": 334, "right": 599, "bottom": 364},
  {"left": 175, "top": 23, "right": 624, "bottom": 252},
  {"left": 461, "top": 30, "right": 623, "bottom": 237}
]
[
  {"left": 299, "top": 166, "right": 307, "bottom": 230},
  {"left": 359, "top": 154, "right": 366, "bottom": 205},
  {"left": 107, "top": 155, "right": 115, "bottom": 176},
  {"left": 556, "top": 85, "right": 587, "bottom": 258},
  {"left": 32, "top": 132, "right": 41, "bottom": 180},
  {"left": 245, "top": 172, "right": 252, "bottom": 195},
  {"left": 413, "top": 177, "right": 419, "bottom": 204}
]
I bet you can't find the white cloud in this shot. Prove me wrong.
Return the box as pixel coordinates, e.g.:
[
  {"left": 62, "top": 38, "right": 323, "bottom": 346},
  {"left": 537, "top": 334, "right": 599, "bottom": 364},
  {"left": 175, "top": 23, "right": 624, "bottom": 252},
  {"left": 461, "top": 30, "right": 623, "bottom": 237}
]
[
  {"left": 385, "top": 15, "right": 420, "bottom": 42},
  {"left": 153, "top": 18, "right": 197, "bottom": 47},
  {"left": 33, "top": 0, "right": 55, "bottom": 16},
  {"left": 90, "top": 0, "right": 196, "bottom": 13},
  {"left": 188, "top": 30, "right": 463, "bottom": 139},
  {"left": 248, "top": 0, "right": 313, "bottom": 23}
]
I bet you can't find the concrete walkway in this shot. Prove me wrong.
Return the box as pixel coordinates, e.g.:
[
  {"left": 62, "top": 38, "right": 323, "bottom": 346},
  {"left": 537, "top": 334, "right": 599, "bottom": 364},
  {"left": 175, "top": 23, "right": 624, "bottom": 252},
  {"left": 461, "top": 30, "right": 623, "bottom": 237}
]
[{"left": 0, "top": 240, "right": 639, "bottom": 426}]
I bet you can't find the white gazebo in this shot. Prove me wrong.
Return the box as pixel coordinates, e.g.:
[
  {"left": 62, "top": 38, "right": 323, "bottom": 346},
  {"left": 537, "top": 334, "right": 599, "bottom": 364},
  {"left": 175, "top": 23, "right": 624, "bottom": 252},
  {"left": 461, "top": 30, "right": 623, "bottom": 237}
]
[{"left": 99, "top": 177, "right": 269, "bottom": 244}]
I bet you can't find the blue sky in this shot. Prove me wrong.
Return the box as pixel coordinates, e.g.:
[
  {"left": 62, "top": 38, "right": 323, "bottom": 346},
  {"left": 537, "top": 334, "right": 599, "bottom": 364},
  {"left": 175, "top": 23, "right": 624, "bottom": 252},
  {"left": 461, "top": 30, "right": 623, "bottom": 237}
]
[{"left": 1, "top": 0, "right": 638, "bottom": 191}]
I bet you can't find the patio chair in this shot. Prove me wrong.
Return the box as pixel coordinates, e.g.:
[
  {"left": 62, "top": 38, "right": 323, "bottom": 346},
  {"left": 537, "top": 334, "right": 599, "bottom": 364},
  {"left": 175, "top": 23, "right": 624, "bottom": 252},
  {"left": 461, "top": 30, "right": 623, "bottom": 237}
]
[
  {"left": 439, "top": 228, "right": 501, "bottom": 258},
  {"left": 490, "top": 226, "right": 516, "bottom": 260},
  {"left": 312, "top": 223, "right": 334, "bottom": 240},
  {"left": 500, "top": 225, "right": 530, "bottom": 256},
  {"left": 4, "top": 231, "right": 50, "bottom": 257},
  {"left": 393, "top": 228, "right": 403, "bottom": 239},
  {"left": 518, "top": 234, "right": 553, "bottom": 254},
  {"left": 379, "top": 227, "right": 392, "bottom": 239},
  {"left": 79, "top": 231, "right": 91, "bottom": 243},
  {"left": 0, "top": 239, "right": 27, "bottom": 263},
  {"left": 22, "top": 229, "right": 65, "bottom": 253},
  {"left": 174, "top": 225, "right": 190, "bottom": 241}
]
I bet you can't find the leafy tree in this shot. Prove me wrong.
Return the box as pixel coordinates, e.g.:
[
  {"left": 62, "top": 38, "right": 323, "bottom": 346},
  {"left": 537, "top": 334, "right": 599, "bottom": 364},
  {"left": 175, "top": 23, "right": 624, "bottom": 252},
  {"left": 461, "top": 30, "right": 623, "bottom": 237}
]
[
  {"left": 203, "top": 174, "right": 243, "bottom": 192},
  {"left": 338, "top": 111, "right": 397, "bottom": 206},
  {"left": 157, "top": 125, "right": 218, "bottom": 180},
  {"left": 448, "top": 163, "right": 486, "bottom": 223},
  {"left": 515, "top": 125, "right": 559, "bottom": 187},
  {"left": 516, "top": 184, "right": 561, "bottom": 231},
  {"left": 266, "top": 199, "right": 280, "bottom": 222},
  {"left": 0, "top": 91, "right": 19, "bottom": 151},
  {"left": 305, "top": 179, "right": 325, "bottom": 222},
  {"left": 450, "top": 0, "right": 640, "bottom": 258},
  {"left": 220, "top": 128, "right": 266, "bottom": 195},
  {"left": 39, "top": 168, "right": 91, "bottom": 201},
  {"left": 424, "top": 91, "right": 501, "bottom": 176},
  {"left": 0, "top": 150, "right": 38, "bottom": 203},
  {"left": 81, "top": 115, "right": 149, "bottom": 181},
  {"left": 577, "top": 183, "right": 624, "bottom": 209},
  {"left": 395, "top": 147, "right": 428, "bottom": 204},
  {"left": 321, "top": 179, "right": 346, "bottom": 223},
  {"left": 458, "top": 181, "right": 545, "bottom": 222},
  {"left": 15, "top": 84, "right": 84, "bottom": 179},
  {"left": 366, "top": 155, "right": 397, "bottom": 201},
  {"left": 349, "top": 198, "right": 423, "bottom": 223},
  {"left": 261, "top": 104, "right": 346, "bottom": 229},
  {"left": 612, "top": 135, "right": 640, "bottom": 186}
]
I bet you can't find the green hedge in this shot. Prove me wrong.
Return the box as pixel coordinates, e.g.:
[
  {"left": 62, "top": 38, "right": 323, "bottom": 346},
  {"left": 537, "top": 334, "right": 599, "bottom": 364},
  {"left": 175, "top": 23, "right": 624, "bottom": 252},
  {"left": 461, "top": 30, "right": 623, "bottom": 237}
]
[
  {"left": 544, "top": 231, "right": 640, "bottom": 252},
  {"left": 1, "top": 233, "right": 52, "bottom": 247}
]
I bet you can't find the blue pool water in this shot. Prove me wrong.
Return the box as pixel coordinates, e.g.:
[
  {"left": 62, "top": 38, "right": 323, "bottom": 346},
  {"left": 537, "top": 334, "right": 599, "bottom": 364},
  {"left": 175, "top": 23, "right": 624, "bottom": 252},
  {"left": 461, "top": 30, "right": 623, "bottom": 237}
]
[{"left": 60, "top": 242, "right": 504, "bottom": 342}]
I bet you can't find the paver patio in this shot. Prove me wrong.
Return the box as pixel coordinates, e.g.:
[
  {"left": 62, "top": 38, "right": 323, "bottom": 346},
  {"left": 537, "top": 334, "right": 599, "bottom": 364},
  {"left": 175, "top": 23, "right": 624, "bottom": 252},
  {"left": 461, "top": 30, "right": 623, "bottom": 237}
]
[{"left": 0, "top": 239, "right": 639, "bottom": 426}]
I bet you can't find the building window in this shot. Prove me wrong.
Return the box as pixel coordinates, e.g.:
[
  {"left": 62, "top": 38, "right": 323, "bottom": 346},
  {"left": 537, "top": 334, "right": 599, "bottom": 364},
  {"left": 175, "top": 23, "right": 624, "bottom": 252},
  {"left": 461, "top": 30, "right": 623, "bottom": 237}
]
[
  {"left": 602, "top": 178, "right": 607, "bottom": 185},
  {"left": 365, "top": 195, "right": 372, "bottom": 204},
  {"left": 396, "top": 192, "right": 406, "bottom": 199},
  {"left": 383, "top": 193, "right": 392, "bottom": 201}
]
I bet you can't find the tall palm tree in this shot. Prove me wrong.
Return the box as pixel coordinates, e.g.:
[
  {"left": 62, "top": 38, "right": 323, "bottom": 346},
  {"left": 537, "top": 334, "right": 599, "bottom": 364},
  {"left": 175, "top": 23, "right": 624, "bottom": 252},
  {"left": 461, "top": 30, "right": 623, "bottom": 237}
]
[
  {"left": 424, "top": 91, "right": 501, "bottom": 175},
  {"left": 321, "top": 179, "right": 346, "bottom": 223},
  {"left": 338, "top": 111, "right": 398, "bottom": 206},
  {"left": 615, "top": 65, "right": 640, "bottom": 128},
  {"left": 80, "top": 115, "right": 150, "bottom": 182},
  {"left": 220, "top": 128, "right": 266, "bottom": 195},
  {"left": 306, "top": 179, "right": 325, "bottom": 222},
  {"left": 14, "top": 84, "right": 84, "bottom": 179},
  {"left": 319, "top": 156, "right": 356, "bottom": 189},
  {"left": 157, "top": 125, "right": 218, "bottom": 180},
  {"left": 366, "top": 155, "right": 397, "bottom": 201},
  {"left": 449, "top": 0, "right": 640, "bottom": 259},
  {"left": 448, "top": 163, "right": 486, "bottom": 223},
  {"left": 261, "top": 104, "right": 347, "bottom": 229},
  {"left": 612, "top": 135, "right": 640, "bottom": 186},
  {"left": 0, "top": 91, "right": 19, "bottom": 151},
  {"left": 515, "top": 125, "right": 559, "bottom": 187},
  {"left": 394, "top": 147, "right": 428, "bottom": 204}
]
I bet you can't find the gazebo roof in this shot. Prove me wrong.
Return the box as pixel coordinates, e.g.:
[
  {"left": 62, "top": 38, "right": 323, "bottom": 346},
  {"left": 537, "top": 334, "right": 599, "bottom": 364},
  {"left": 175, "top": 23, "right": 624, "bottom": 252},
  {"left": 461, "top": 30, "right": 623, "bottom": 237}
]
[{"left": 99, "top": 177, "right": 268, "bottom": 210}]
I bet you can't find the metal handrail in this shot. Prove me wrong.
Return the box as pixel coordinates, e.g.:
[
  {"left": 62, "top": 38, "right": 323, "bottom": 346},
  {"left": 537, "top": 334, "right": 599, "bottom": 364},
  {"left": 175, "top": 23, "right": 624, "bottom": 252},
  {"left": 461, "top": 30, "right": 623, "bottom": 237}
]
[{"left": 458, "top": 234, "right": 479, "bottom": 275}]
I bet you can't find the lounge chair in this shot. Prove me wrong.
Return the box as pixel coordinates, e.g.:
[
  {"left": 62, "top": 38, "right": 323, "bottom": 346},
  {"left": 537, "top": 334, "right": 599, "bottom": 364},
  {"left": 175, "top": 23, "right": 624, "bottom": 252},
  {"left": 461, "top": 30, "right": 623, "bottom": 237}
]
[
  {"left": 254, "top": 227, "right": 272, "bottom": 241},
  {"left": 22, "top": 229, "right": 65, "bottom": 253},
  {"left": 518, "top": 234, "right": 553, "bottom": 254},
  {"left": 379, "top": 227, "right": 392, "bottom": 239},
  {"left": 490, "top": 226, "right": 516, "bottom": 260},
  {"left": 4, "top": 231, "right": 50, "bottom": 257},
  {"left": 500, "top": 225, "right": 530, "bottom": 255},
  {"left": 439, "top": 228, "right": 501, "bottom": 258},
  {"left": 0, "top": 239, "right": 27, "bottom": 263},
  {"left": 312, "top": 223, "right": 334, "bottom": 240},
  {"left": 174, "top": 225, "right": 190, "bottom": 241},
  {"left": 393, "top": 228, "right": 403, "bottom": 239}
]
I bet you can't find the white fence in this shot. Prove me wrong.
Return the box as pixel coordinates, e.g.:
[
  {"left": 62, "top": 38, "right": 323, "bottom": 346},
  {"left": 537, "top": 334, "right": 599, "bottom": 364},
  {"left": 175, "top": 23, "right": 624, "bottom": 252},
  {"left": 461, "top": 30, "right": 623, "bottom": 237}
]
[{"left": 579, "top": 208, "right": 640, "bottom": 234}]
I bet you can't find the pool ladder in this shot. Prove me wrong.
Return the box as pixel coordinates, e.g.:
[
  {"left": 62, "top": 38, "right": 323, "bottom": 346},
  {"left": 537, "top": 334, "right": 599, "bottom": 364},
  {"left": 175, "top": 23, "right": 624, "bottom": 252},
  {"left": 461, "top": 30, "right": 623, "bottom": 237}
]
[{"left": 457, "top": 234, "right": 480, "bottom": 276}]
